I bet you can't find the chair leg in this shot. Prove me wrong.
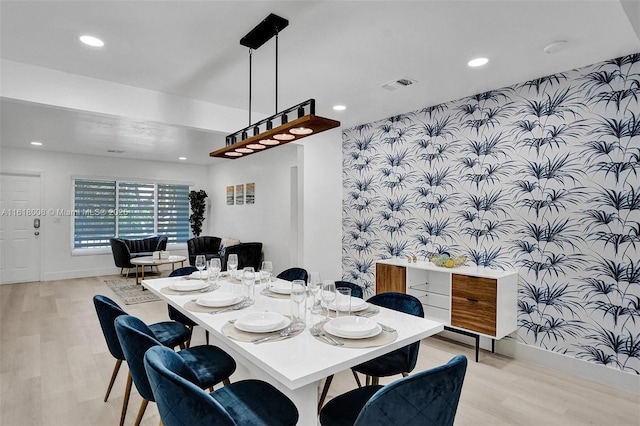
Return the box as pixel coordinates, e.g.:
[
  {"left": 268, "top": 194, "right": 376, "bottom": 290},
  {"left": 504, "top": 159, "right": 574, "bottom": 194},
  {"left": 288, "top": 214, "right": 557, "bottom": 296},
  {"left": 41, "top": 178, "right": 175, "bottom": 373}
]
[
  {"left": 402, "top": 372, "right": 409, "bottom": 377},
  {"left": 205, "top": 330, "right": 210, "bottom": 345},
  {"left": 372, "top": 376, "right": 379, "bottom": 385},
  {"left": 119, "top": 372, "right": 133, "bottom": 426},
  {"left": 351, "top": 369, "right": 362, "bottom": 387},
  {"left": 185, "top": 325, "right": 193, "bottom": 348},
  {"left": 104, "top": 359, "right": 123, "bottom": 402},
  {"left": 365, "top": 375, "right": 371, "bottom": 386},
  {"left": 223, "top": 378, "right": 231, "bottom": 386},
  {"left": 133, "top": 399, "right": 149, "bottom": 426},
  {"left": 318, "top": 375, "right": 333, "bottom": 412}
]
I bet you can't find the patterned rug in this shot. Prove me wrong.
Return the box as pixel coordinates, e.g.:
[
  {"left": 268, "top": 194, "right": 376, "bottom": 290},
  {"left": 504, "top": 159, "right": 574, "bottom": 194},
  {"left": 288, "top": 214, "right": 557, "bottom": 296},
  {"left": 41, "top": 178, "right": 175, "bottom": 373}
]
[{"left": 104, "top": 278, "right": 161, "bottom": 305}]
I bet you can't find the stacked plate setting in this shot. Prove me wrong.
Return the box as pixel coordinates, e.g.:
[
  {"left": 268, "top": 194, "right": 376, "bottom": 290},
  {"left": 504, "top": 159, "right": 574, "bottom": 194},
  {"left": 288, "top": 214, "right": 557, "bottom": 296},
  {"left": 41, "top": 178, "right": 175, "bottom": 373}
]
[
  {"left": 195, "top": 292, "right": 242, "bottom": 308},
  {"left": 169, "top": 280, "right": 209, "bottom": 292},
  {"left": 322, "top": 297, "right": 369, "bottom": 312},
  {"left": 324, "top": 316, "right": 381, "bottom": 339},
  {"left": 234, "top": 312, "right": 290, "bottom": 333}
]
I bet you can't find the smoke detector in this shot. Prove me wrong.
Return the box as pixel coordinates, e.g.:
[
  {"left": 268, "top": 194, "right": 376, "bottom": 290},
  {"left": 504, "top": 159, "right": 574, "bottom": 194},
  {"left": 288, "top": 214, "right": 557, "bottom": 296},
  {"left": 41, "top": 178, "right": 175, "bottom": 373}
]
[{"left": 382, "top": 77, "right": 417, "bottom": 91}]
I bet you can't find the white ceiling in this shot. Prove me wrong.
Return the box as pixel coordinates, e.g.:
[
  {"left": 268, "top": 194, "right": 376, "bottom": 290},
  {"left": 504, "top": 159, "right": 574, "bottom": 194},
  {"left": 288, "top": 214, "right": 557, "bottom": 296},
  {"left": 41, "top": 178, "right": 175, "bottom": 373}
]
[{"left": 1, "top": 0, "right": 639, "bottom": 165}]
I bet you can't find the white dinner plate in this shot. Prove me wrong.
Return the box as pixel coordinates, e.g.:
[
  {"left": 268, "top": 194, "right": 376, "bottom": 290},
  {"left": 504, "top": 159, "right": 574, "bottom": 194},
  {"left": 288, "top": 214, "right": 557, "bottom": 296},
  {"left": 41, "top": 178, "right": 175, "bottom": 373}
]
[
  {"left": 269, "top": 281, "right": 293, "bottom": 295},
  {"left": 189, "top": 271, "right": 208, "bottom": 280},
  {"left": 324, "top": 321, "right": 382, "bottom": 339},
  {"left": 326, "top": 316, "right": 378, "bottom": 337},
  {"left": 169, "top": 280, "right": 209, "bottom": 292},
  {"left": 196, "top": 292, "right": 242, "bottom": 308},
  {"left": 235, "top": 312, "right": 291, "bottom": 333},
  {"left": 322, "top": 298, "right": 369, "bottom": 312}
]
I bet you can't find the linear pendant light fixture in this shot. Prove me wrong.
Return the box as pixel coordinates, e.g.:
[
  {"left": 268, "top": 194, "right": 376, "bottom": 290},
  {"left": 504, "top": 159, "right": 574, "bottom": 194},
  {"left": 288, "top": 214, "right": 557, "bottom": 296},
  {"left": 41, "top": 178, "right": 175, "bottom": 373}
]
[{"left": 210, "top": 13, "right": 340, "bottom": 159}]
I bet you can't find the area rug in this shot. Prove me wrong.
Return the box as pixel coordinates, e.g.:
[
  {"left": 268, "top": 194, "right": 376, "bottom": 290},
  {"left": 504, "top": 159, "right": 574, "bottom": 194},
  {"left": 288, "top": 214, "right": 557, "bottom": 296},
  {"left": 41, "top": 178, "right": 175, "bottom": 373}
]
[{"left": 104, "top": 279, "right": 161, "bottom": 305}]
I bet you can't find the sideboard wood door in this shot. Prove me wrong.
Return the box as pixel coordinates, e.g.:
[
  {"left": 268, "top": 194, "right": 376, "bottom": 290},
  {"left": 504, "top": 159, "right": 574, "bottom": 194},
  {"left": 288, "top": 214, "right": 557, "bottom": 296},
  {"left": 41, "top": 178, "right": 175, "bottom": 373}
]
[{"left": 375, "top": 263, "right": 406, "bottom": 294}]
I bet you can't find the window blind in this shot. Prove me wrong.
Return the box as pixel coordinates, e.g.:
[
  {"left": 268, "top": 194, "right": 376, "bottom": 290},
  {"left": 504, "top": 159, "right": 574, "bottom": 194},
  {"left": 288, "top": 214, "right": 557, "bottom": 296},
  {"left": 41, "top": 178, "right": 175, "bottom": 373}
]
[
  {"left": 73, "top": 179, "right": 190, "bottom": 249},
  {"left": 74, "top": 179, "right": 117, "bottom": 249},
  {"left": 157, "top": 184, "right": 190, "bottom": 243}
]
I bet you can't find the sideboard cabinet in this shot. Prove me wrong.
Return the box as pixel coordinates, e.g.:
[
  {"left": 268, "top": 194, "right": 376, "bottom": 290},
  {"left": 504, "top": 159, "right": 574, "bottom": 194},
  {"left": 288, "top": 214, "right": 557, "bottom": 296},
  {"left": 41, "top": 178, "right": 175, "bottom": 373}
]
[{"left": 376, "top": 259, "right": 518, "bottom": 359}]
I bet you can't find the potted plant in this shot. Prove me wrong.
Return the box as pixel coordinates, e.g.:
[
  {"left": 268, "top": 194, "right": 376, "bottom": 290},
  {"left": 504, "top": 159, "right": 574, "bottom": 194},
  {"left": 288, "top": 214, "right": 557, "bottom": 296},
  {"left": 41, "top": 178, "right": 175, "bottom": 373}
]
[{"left": 188, "top": 189, "right": 208, "bottom": 237}]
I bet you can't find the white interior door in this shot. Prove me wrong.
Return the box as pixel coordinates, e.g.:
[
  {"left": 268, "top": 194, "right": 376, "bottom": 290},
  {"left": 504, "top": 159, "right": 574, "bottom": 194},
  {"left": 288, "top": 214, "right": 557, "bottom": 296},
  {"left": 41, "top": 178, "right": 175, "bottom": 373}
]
[{"left": 0, "top": 173, "right": 42, "bottom": 284}]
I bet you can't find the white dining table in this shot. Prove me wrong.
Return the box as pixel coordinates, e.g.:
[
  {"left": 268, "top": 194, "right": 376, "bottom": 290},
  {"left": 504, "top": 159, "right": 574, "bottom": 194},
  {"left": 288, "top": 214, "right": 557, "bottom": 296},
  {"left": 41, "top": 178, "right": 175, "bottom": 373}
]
[{"left": 142, "top": 275, "right": 444, "bottom": 426}]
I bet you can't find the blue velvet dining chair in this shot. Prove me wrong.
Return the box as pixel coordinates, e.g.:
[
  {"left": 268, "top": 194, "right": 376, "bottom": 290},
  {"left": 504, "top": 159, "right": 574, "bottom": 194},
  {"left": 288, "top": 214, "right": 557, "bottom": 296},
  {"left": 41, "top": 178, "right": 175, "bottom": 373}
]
[
  {"left": 93, "top": 294, "right": 192, "bottom": 403},
  {"left": 335, "top": 281, "right": 363, "bottom": 299},
  {"left": 319, "top": 354, "right": 468, "bottom": 426},
  {"left": 166, "top": 266, "right": 210, "bottom": 346},
  {"left": 318, "top": 292, "right": 425, "bottom": 410},
  {"left": 276, "top": 267, "right": 309, "bottom": 283},
  {"left": 114, "top": 315, "right": 237, "bottom": 426},
  {"left": 144, "top": 345, "right": 299, "bottom": 426}
]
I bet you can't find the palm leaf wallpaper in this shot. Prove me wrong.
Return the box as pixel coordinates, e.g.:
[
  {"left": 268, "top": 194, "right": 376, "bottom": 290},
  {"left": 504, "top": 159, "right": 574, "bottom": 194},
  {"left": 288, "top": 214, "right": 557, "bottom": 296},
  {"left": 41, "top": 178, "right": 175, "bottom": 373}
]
[{"left": 342, "top": 53, "right": 640, "bottom": 375}]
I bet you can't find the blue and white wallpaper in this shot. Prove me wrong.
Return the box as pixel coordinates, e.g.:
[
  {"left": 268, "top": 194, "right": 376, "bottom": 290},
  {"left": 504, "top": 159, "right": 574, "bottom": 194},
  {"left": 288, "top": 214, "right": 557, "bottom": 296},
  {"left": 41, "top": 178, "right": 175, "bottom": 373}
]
[{"left": 341, "top": 53, "right": 640, "bottom": 375}]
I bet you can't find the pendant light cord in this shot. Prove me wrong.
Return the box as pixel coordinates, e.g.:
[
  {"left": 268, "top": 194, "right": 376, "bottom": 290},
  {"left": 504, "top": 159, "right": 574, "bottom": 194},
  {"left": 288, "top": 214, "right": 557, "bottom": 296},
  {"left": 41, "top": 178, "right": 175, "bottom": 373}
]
[
  {"left": 275, "top": 31, "right": 278, "bottom": 114},
  {"left": 249, "top": 48, "right": 253, "bottom": 126}
]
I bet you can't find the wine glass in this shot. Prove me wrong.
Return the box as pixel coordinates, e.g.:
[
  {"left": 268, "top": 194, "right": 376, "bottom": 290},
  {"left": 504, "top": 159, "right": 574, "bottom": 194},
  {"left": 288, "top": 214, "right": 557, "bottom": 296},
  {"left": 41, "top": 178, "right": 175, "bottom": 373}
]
[
  {"left": 227, "top": 254, "right": 238, "bottom": 279},
  {"left": 308, "top": 272, "right": 322, "bottom": 314},
  {"left": 208, "top": 258, "right": 221, "bottom": 287},
  {"left": 260, "top": 261, "right": 273, "bottom": 285},
  {"left": 290, "top": 280, "right": 307, "bottom": 328},
  {"left": 321, "top": 280, "right": 336, "bottom": 321},
  {"left": 195, "top": 255, "right": 206, "bottom": 278}
]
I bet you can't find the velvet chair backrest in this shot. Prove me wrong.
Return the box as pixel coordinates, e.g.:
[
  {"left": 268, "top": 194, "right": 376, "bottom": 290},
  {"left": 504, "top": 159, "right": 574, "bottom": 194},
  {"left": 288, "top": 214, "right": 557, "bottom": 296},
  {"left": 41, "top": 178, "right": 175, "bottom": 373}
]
[
  {"left": 277, "top": 267, "right": 309, "bottom": 283},
  {"left": 109, "top": 238, "right": 134, "bottom": 268},
  {"left": 187, "top": 236, "right": 222, "bottom": 266},
  {"left": 93, "top": 295, "right": 128, "bottom": 360},
  {"left": 114, "top": 315, "right": 174, "bottom": 402},
  {"left": 368, "top": 292, "right": 425, "bottom": 372},
  {"left": 335, "top": 281, "right": 363, "bottom": 299},
  {"left": 354, "top": 355, "right": 468, "bottom": 426},
  {"left": 222, "top": 242, "right": 263, "bottom": 271},
  {"left": 144, "top": 346, "right": 236, "bottom": 426}
]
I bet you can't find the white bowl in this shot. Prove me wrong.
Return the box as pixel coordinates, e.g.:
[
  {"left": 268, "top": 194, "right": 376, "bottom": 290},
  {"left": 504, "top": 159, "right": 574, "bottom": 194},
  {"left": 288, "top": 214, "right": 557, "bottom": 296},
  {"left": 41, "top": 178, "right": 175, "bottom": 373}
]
[
  {"left": 169, "top": 280, "right": 209, "bottom": 292},
  {"left": 189, "top": 271, "right": 207, "bottom": 280},
  {"left": 235, "top": 312, "right": 288, "bottom": 332},
  {"left": 327, "top": 316, "right": 378, "bottom": 338},
  {"left": 322, "top": 297, "right": 368, "bottom": 312},
  {"left": 196, "top": 292, "right": 241, "bottom": 307},
  {"left": 270, "top": 281, "right": 293, "bottom": 295}
]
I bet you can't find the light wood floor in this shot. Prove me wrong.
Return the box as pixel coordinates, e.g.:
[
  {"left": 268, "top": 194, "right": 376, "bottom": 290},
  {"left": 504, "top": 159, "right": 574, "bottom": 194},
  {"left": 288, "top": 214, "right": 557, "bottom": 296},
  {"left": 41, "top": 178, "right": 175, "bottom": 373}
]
[{"left": 1, "top": 276, "right": 638, "bottom": 426}]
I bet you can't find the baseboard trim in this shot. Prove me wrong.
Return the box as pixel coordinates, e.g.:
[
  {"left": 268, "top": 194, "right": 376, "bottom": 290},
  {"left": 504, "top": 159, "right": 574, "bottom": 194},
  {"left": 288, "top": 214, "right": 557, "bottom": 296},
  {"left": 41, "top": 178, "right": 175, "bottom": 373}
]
[
  {"left": 44, "top": 268, "right": 120, "bottom": 281},
  {"left": 437, "top": 330, "right": 639, "bottom": 395}
]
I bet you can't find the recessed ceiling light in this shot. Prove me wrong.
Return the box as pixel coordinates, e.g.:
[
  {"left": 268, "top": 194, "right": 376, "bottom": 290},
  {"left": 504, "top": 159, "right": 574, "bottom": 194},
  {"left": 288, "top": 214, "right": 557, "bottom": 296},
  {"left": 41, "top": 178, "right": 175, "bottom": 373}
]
[
  {"left": 467, "top": 57, "right": 489, "bottom": 67},
  {"left": 30, "top": 141, "right": 42, "bottom": 146},
  {"left": 178, "top": 157, "right": 187, "bottom": 160},
  {"left": 79, "top": 35, "right": 105, "bottom": 47},
  {"left": 543, "top": 40, "right": 567, "bottom": 54},
  {"left": 333, "top": 105, "right": 347, "bottom": 111}
]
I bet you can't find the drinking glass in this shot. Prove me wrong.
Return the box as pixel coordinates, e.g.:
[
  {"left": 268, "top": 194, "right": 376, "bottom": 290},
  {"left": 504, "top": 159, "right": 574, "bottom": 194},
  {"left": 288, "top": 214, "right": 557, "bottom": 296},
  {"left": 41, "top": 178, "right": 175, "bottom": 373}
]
[
  {"left": 241, "top": 266, "right": 255, "bottom": 301},
  {"left": 321, "top": 280, "right": 336, "bottom": 321},
  {"left": 290, "top": 280, "right": 307, "bottom": 328},
  {"left": 336, "top": 287, "right": 352, "bottom": 317},
  {"left": 208, "top": 258, "right": 221, "bottom": 287},
  {"left": 260, "top": 261, "right": 273, "bottom": 285},
  {"left": 227, "top": 254, "right": 238, "bottom": 279},
  {"left": 195, "top": 255, "right": 206, "bottom": 277},
  {"left": 308, "top": 272, "right": 322, "bottom": 314}
]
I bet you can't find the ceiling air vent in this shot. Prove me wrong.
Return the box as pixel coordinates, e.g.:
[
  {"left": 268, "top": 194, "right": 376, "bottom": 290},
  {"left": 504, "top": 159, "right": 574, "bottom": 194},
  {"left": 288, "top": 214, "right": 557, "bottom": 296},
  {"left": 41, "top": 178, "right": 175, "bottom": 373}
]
[
  {"left": 382, "top": 77, "right": 417, "bottom": 91},
  {"left": 107, "top": 149, "right": 125, "bottom": 154}
]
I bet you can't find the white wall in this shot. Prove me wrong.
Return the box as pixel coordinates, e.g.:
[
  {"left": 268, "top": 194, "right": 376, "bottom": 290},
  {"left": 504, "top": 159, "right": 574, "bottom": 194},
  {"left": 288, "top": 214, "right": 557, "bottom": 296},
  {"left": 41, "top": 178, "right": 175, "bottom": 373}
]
[
  {"left": 0, "top": 147, "right": 208, "bottom": 280},
  {"left": 207, "top": 128, "right": 344, "bottom": 281}
]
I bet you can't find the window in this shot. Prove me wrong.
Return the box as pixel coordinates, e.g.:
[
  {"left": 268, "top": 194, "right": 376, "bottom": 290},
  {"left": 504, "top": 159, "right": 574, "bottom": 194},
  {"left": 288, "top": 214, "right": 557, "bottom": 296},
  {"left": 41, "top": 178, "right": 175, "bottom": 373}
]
[{"left": 73, "top": 179, "right": 190, "bottom": 249}]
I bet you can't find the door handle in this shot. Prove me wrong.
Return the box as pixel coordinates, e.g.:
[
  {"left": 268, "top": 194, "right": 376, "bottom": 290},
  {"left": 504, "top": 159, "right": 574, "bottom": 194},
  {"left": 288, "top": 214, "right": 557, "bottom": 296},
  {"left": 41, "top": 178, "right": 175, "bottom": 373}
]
[{"left": 34, "top": 231, "right": 40, "bottom": 236}]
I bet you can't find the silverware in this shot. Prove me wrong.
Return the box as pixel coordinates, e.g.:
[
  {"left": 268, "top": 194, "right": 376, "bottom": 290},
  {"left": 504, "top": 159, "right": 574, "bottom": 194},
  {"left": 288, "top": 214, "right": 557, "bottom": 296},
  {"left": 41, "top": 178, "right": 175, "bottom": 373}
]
[
  {"left": 209, "top": 300, "right": 253, "bottom": 315},
  {"left": 251, "top": 327, "right": 295, "bottom": 344},
  {"left": 379, "top": 323, "right": 396, "bottom": 333},
  {"left": 310, "top": 325, "right": 343, "bottom": 346}
]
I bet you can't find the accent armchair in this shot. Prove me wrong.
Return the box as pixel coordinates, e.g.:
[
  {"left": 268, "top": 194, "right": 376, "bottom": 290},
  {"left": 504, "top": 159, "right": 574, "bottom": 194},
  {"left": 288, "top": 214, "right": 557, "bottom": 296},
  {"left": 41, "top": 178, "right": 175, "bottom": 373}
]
[{"left": 187, "top": 236, "right": 222, "bottom": 266}]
